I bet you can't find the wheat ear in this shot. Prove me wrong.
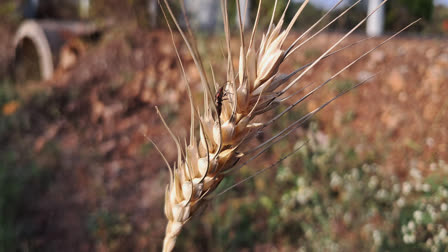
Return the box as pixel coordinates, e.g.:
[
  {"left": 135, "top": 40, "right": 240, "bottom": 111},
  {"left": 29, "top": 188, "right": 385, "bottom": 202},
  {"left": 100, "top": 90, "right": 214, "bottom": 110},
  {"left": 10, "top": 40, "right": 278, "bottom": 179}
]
[{"left": 156, "top": 0, "right": 418, "bottom": 251}]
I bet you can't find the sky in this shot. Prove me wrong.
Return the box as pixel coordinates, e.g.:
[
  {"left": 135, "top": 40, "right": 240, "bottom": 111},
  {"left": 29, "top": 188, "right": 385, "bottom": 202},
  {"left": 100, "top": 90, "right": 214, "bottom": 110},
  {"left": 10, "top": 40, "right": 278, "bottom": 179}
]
[
  {"left": 435, "top": 0, "right": 448, "bottom": 5},
  {"left": 300, "top": 0, "right": 448, "bottom": 10}
]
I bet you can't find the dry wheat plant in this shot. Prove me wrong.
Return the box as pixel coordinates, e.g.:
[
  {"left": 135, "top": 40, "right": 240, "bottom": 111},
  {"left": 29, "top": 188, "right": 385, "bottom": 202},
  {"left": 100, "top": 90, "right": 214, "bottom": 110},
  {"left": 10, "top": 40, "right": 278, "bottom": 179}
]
[{"left": 154, "top": 0, "right": 419, "bottom": 251}]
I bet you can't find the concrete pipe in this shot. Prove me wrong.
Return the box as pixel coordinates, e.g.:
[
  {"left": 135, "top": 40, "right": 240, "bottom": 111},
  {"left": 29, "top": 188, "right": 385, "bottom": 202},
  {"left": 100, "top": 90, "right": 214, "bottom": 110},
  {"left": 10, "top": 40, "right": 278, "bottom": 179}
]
[
  {"left": 13, "top": 20, "right": 98, "bottom": 82},
  {"left": 14, "top": 20, "right": 54, "bottom": 81}
]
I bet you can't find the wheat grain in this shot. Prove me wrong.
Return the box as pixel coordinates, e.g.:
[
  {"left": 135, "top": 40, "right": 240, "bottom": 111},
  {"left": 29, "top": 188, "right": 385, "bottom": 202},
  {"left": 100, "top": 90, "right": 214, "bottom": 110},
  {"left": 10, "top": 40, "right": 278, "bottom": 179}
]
[{"left": 156, "top": 0, "right": 417, "bottom": 251}]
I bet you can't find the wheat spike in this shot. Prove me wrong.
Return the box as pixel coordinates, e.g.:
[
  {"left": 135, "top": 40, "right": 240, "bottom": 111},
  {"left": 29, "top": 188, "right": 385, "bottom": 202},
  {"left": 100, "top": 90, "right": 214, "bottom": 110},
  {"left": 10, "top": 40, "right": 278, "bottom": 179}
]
[{"left": 157, "top": 0, "right": 418, "bottom": 251}]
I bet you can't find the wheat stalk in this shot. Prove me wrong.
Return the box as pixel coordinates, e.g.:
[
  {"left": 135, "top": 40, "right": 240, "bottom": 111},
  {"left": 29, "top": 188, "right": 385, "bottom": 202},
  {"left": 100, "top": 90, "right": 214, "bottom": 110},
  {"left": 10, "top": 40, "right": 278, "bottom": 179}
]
[{"left": 155, "top": 0, "right": 418, "bottom": 251}]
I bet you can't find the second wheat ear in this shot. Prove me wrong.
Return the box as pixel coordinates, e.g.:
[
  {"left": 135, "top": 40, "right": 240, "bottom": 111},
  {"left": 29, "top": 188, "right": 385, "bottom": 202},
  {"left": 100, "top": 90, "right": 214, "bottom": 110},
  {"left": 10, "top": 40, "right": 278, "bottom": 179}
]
[{"left": 156, "top": 0, "right": 419, "bottom": 251}]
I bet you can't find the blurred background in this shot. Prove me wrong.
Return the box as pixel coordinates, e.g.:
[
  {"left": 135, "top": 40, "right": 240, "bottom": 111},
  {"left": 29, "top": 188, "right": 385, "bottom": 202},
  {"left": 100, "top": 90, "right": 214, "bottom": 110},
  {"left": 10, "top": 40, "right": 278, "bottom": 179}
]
[{"left": 1, "top": 0, "right": 447, "bottom": 251}]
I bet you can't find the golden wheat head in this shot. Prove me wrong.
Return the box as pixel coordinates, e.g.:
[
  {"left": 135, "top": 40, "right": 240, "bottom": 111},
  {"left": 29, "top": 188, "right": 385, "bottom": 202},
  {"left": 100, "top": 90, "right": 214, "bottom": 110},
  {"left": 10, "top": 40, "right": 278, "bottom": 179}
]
[{"left": 155, "top": 0, "right": 418, "bottom": 251}]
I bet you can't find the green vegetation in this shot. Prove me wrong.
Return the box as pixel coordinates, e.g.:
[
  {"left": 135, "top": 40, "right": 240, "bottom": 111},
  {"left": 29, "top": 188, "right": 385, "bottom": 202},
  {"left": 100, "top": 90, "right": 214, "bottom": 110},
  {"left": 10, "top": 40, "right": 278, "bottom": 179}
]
[
  {"left": 0, "top": 0, "right": 18, "bottom": 24},
  {"left": 331, "top": 78, "right": 356, "bottom": 94},
  {"left": 386, "top": 0, "right": 434, "bottom": 32},
  {"left": 176, "top": 122, "right": 448, "bottom": 251},
  {"left": 87, "top": 210, "right": 133, "bottom": 249},
  {"left": 0, "top": 78, "right": 51, "bottom": 251},
  {"left": 0, "top": 150, "right": 46, "bottom": 252}
]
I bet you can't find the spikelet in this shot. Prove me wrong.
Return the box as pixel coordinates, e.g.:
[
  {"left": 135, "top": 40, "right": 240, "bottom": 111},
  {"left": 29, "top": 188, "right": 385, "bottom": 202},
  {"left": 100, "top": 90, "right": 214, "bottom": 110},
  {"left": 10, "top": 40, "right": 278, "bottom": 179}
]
[{"left": 158, "top": 0, "right": 418, "bottom": 251}]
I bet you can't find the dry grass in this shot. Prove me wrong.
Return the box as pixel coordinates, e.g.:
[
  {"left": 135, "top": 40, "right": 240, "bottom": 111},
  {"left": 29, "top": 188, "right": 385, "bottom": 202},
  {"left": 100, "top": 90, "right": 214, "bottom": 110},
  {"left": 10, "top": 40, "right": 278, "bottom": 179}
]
[{"left": 155, "top": 0, "right": 418, "bottom": 251}]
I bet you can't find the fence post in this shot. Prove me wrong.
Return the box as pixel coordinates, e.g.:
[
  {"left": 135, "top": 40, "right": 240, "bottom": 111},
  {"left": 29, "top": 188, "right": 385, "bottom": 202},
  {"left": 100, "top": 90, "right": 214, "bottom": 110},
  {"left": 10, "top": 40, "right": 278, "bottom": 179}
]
[
  {"left": 236, "top": 0, "right": 251, "bottom": 30},
  {"left": 366, "top": 0, "right": 385, "bottom": 37}
]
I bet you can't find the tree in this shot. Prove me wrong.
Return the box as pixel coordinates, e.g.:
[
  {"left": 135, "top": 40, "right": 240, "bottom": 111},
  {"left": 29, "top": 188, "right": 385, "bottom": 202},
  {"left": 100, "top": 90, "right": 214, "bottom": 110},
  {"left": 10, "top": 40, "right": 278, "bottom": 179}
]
[{"left": 386, "top": 0, "right": 434, "bottom": 31}]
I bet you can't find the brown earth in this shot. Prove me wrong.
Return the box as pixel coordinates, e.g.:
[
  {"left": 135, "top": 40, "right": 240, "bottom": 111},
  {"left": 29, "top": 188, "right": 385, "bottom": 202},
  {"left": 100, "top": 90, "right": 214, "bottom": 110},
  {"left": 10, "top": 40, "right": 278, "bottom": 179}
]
[{"left": 2, "top": 24, "right": 447, "bottom": 251}]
